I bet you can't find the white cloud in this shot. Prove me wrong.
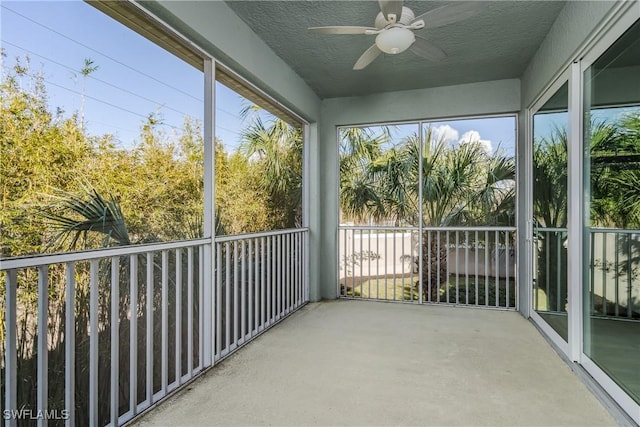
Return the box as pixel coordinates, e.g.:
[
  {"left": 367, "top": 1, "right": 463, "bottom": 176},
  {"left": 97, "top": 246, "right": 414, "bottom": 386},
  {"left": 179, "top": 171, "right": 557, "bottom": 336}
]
[
  {"left": 459, "top": 130, "right": 493, "bottom": 154},
  {"left": 431, "top": 124, "right": 459, "bottom": 144}
]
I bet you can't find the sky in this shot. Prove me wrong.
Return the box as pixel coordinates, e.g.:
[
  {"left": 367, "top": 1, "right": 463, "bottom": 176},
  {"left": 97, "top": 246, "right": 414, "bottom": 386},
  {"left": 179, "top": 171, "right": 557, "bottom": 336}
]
[
  {"left": 0, "top": 0, "right": 250, "bottom": 151},
  {"left": 0, "top": 0, "right": 517, "bottom": 156},
  {"left": 345, "top": 115, "right": 517, "bottom": 158}
]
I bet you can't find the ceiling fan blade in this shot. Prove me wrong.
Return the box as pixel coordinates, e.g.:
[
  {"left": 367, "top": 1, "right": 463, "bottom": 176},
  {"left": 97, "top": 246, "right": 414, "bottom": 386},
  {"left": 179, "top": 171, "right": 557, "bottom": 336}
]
[
  {"left": 378, "top": 0, "right": 403, "bottom": 23},
  {"left": 411, "top": 2, "right": 482, "bottom": 29},
  {"left": 308, "top": 26, "right": 377, "bottom": 35},
  {"left": 411, "top": 36, "right": 447, "bottom": 61},
  {"left": 353, "top": 44, "right": 382, "bottom": 70}
]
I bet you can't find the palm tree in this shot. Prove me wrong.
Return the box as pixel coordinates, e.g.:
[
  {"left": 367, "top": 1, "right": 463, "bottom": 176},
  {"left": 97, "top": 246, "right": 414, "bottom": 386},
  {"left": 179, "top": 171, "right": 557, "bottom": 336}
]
[
  {"left": 239, "top": 114, "right": 303, "bottom": 229},
  {"left": 41, "top": 185, "right": 131, "bottom": 251}
]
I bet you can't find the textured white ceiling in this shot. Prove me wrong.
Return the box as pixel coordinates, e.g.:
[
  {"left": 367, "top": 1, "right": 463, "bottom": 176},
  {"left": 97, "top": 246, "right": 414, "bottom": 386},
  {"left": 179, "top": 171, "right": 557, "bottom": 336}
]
[{"left": 225, "top": 1, "right": 567, "bottom": 99}]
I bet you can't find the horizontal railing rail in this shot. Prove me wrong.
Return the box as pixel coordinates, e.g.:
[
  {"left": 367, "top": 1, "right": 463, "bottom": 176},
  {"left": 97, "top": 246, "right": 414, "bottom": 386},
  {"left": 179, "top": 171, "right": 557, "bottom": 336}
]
[
  {"left": 214, "top": 227, "right": 308, "bottom": 243},
  {"left": 0, "top": 238, "right": 211, "bottom": 270},
  {"left": 1, "top": 229, "right": 309, "bottom": 426},
  {"left": 338, "top": 225, "right": 517, "bottom": 309}
]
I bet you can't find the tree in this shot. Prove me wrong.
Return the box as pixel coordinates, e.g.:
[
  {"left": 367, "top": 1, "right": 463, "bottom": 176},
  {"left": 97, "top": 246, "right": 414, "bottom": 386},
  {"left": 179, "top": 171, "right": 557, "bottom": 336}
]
[{"left": 238, "top": 114, "right": 303, "bottom": 230}]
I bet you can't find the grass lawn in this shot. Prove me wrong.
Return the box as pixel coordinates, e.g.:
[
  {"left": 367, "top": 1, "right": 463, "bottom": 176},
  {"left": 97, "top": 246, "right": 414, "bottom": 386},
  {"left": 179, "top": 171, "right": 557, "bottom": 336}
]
[{"left": 341, "top": 275, "right": 517, "bottom": 307}]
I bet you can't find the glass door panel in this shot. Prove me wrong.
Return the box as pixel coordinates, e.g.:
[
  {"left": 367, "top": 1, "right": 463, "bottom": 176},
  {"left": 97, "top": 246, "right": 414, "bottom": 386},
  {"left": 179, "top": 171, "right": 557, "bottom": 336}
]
[
  {"left": 532, "top": 82, "right": 569, "bottom": 341},
  {"left": 583, "top": 19, "right": 640, "bottom": 404}
]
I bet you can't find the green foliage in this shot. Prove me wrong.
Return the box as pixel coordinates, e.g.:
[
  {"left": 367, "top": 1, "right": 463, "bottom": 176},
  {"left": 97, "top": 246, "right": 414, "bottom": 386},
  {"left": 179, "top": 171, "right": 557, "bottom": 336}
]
[
  {"left": 1, "top": 59, "right": 206, "bottom": 256},
  {"left": 339, "top": 126, "right": 516, "bottom": 227},
  {"left": 239, "top": 115, "right": 303, "bottom": 229},
  {"left": 40, "top": 185, "right": 131, "bottom": 250}
]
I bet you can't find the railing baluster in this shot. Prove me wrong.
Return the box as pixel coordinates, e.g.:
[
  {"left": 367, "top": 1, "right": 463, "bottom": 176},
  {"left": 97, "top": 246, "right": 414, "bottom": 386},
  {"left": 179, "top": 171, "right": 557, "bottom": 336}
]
[
  {"left": 485, "top": 231, "right": 489, "bottom": 306},
  {"left": 590, "top": 233, "right": 596, "bottom": 315},
  {"left": 277, "top": 235, "right": 282, "bottom": 317},
  {"left": 5, "top": 269, "right": 17, "bottom": 427},
  {"left": 267, "top": 236, "right": 272, "bottom": 325},
  {"left": 376, "top": 229, "right": 380, "bottom": 300},
  {"left": 556, "top": 232, "right": 561, "bottom": 312},
  {"left": 446, "top": 231, "right": 450, "bottom": 304},
  {"left": 474, "top": 231, "right": 479, "bottom": 306},
  {"left": 602, "top": 234, "right": 607, "bottom": 315},
  {"left": 465, "top": 231, "right": 469, "bottom": 305},
  {"left": 65, "top": 262, "right": 76, "bottom": 427},
  {"left": 129, "top": 255, "right": 138, "bottom": 416},
  {"left": 111, "top": 256, "right": 120, "bottom": 425},
  {"left": 241, "top": 240, "right": 246, "bottom": 341},
  {"left": 188, "top": 247, "right": 194, "bottom": 372},
  {"left": 495, "top": 231, "right": 499, "bottom": 307},
  {"left": 146, "top": 252, "right": 153, "bottom": 404},
  {"left": 161, "top": 250, "right": 169, "bottom": 393},
  {"left": 214, "top": 244, "right": 221, "bottom": 358},
  {"left": 627, "top": 233, "right": 633, "bottom": 319},
  {"left": 198, "top": 245, "right": 204, "bottom": 369},
  {"left": 89, "top": 259, "right": 99, "bottom": 426},
  {"left": 506, "top": 233, "right": 510, "bottom": 309},
  {"left": 455, "top": 231, "right": 459, "bottom": 304},
  {"left": 249, "top": 239, "right": 254, "bottom": 337},
  {"left": 545, "top": 232, "right": 550, "bottom": 310},
  {"left": 392, "top": 229, "right": 396, "bottom": 301},
  {"left": 261, "top": 237, "right": 266, "bottom": 329},
  {"left": 225, "top": 242, "right": 231, "bottom": 351},
  {"left": 427, "top": 231, "right": 432, "bottom": 303},
  {"left": 614, "top": 233, "right": 619, "bottom": 317},
  {"left": 286, "top": 233, "right": 291, "bottom": 312},
  {"left": 175, "top": 248, "right": 182, "bottom": 385},
  {"left": 37, "top": 265, "right": 49, "bottom": 427},
  {"left": 233, "top": 241, "right": 239, "bottom": 345},
  {"left": 297, "top": 233, "right": 302, "bottom": 306},
  {"left": 437, "top": 230, "right": 441, "bottom": 303}
]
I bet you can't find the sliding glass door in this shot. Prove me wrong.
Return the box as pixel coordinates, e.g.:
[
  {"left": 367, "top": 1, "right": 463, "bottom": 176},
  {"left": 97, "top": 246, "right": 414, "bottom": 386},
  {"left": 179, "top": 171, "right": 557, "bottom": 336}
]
[
  {"left": 582, "top": 18, "right": 640, "bottom": 406},
  {"left": 531, "top": 81, "right": 569, "bottom": 343}
]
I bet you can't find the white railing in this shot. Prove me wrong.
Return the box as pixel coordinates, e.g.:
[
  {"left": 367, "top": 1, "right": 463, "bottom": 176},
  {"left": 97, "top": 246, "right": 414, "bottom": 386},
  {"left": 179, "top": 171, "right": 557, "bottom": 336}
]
[
  {"left": 0, "top": 228, "right": 308, "bottom": 426},
  {"left": 588, "top": 228, "right": 639, "bottom": 319},
  {"left": 213, "top": 229, "right": 308, "bottom": 360},
  {"left": 338, "top": 226, "right": 517, "bottom": 309},
  {"left": 532, "top": 227, "right": 568, "bottom": 315},
  {"left": 532, "top": 227, "right": 640, "bottom": 320}
]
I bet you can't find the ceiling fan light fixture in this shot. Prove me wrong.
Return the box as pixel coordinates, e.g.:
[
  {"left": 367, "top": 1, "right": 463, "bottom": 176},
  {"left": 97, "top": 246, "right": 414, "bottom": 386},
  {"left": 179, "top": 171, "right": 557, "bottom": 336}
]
[{"left": 375, "top": 27, "right": 415, "bottom": 54}]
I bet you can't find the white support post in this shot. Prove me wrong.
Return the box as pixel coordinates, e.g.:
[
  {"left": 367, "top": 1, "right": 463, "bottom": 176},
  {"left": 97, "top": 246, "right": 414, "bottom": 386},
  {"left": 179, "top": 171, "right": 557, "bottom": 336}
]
[
  {"left": 567, "top": 61, "right": 584, "bottom": 362},
  {"left": 203, "top": 57, "right": 215, "bottom": 368}
]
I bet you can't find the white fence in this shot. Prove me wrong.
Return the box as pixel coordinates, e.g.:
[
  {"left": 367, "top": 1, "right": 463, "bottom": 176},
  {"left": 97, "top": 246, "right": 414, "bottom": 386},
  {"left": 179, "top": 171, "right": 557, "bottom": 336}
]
[
  {"left": 532, "top": 227, "right": 639, "bottom": 319},
  {"left": 338, "top": 226, "right": 517, "bottom": 308},
  {"left": 0, "top": 229, "right": 308, "bottom": 426}
]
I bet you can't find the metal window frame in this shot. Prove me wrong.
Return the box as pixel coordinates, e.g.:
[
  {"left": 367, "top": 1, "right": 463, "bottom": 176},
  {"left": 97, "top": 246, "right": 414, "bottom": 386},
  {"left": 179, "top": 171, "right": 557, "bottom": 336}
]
[{"left": 335, "top": 113, "right": 519, "bottom": 303}]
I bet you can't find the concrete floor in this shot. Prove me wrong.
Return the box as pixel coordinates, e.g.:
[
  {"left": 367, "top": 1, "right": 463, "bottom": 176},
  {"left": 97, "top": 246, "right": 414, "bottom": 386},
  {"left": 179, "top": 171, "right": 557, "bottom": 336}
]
[{"left": 135, "top": 300, "right": 616, "bottom": 426}]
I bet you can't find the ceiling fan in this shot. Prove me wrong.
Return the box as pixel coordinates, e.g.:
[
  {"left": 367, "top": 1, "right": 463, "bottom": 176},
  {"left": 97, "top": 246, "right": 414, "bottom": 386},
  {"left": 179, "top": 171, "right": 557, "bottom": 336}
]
[{"left": 308, "top": 1, "right": 482, "bottom": 70}]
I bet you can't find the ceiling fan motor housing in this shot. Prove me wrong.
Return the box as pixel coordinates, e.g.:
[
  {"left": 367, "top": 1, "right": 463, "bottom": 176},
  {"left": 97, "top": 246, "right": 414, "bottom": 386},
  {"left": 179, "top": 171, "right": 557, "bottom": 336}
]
[{"left": 374, "top": 6, "right": 416, "bottom": 28}]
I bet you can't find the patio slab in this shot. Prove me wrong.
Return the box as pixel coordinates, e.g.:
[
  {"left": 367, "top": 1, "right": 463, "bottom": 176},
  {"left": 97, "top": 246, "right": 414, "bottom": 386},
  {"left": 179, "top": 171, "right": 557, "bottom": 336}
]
[{"left": 135, "top": 300, "right": 616, "bottom": 426}]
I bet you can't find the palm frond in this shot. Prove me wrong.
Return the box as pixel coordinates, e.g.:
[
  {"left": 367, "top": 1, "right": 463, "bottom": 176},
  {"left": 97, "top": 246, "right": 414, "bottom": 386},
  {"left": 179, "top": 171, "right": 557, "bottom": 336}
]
[{"left": 40, "top": 186, "right": 131, "bottom": 251}]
